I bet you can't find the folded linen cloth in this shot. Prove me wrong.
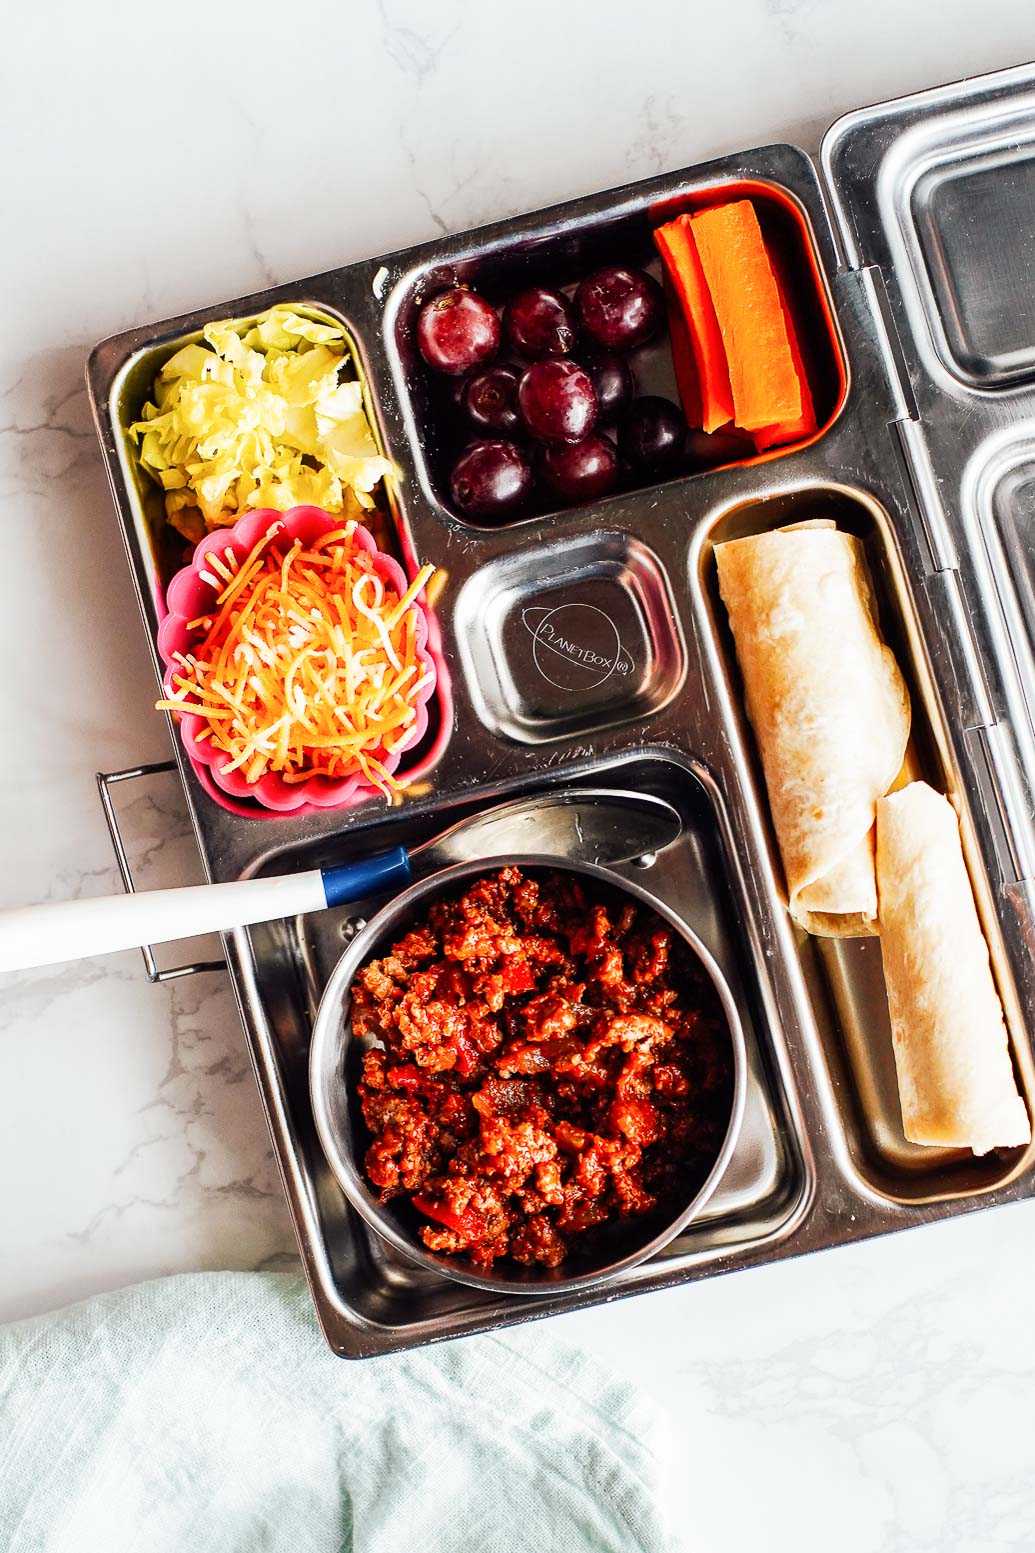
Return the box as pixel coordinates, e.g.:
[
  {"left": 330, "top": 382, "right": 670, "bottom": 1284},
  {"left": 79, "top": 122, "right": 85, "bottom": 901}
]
[{"left": 0, "top": 1271, "right": 673, "bottom": 1553}]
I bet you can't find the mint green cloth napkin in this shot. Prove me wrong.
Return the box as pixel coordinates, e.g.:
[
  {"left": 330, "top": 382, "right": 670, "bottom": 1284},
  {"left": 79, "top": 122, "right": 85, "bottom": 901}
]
[{"left": 0, "top": 1271, "right": 673, "bottom": 1552}]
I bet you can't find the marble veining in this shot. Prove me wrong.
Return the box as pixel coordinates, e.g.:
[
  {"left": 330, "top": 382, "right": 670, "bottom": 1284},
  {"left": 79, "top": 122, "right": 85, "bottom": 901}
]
[{"left": 3, "top": 4, "right": 1035, "bottom": 1549}]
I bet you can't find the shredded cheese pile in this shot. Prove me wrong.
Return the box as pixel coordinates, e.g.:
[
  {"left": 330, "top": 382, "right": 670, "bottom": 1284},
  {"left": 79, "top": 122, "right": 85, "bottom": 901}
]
[{"left": 157, "top": 522, "right": 435, "bottom": 796}]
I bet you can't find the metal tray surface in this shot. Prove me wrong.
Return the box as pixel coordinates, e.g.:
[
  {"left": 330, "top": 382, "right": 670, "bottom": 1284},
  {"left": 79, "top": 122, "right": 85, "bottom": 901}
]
[{"left": 88, "top": 119, "right": 1035, "bottom": 1355}]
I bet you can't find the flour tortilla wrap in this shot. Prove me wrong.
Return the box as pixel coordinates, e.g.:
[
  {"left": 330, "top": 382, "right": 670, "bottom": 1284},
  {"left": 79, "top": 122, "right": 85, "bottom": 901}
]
[
  {"left": 715, "top": 521, "right": 910, "bottom": 936},
  {"left": 876, "top": 782, "right": 1030, "bottom": 1154}
]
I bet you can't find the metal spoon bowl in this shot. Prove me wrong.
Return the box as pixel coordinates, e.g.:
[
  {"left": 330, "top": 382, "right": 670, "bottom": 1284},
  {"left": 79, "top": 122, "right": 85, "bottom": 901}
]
[{"left": 309, "top": 855, "right": 747, "bottom": 1297}]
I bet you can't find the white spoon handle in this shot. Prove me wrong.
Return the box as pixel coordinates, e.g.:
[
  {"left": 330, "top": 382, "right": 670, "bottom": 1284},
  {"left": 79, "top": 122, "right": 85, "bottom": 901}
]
[{"left": 0, "top": 870, "right": 326, "bottom": 973}]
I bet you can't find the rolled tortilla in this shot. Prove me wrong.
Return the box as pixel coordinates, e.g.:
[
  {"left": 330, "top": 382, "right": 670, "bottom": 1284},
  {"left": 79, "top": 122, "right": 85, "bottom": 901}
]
[
  {"left": 715, "top": 521, "right": 910, "bottom": 936},
  {"left": 876, "top": 781, "right": 1030, "bottom": 1154}
]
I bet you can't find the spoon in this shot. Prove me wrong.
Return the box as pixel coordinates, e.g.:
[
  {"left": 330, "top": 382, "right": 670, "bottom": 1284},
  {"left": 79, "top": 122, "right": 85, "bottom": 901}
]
[{"left": 0, "top": 789, "right": 681, "bottom": 973}]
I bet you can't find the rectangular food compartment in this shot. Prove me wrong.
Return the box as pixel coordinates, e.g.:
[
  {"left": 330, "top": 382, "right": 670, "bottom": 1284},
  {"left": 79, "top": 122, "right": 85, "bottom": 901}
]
[
  {"left": 698, "top": 482, "right": 1034, "bottom": 1203},
  {"left": 386, "top": 170, "right": 847, "bottom": 528},
  {"left": 237, "top": 752, "right": 808, "bottom": 1353},
  {"left": 104, "top": 301, "right": 402, "bottom": 596},
  {"left": 971, "top": 433, "right": 1035, "bottom": 758},
  {"left": 98, "top": 300, "right": 451, "bottom": 821},
  {"left": 963, "top": 428, "right": 1035, "bottom": 886},
  {"left": 912, "top": 142, "right": 1035, "bottom": 388},
  {"left": 454, "top": 532, "right": 684, "bottom": 742}
]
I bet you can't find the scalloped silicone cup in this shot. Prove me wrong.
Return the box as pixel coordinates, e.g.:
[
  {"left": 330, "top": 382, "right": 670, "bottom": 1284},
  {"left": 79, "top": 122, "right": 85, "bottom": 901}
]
[{"left": 156, "top": 506, "right": 439, "bottom": 816}]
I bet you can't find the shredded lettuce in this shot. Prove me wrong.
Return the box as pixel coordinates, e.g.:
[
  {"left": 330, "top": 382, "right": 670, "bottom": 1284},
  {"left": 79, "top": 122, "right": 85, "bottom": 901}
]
[{"left": 132, "top": 306, "right": 393, "bottom": 532}]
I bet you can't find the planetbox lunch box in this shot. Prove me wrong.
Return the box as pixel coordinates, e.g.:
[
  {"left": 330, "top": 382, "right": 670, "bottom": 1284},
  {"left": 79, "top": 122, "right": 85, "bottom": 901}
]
[{"left": 87, "top": 61, "right": 1035, "bottom": 1357}]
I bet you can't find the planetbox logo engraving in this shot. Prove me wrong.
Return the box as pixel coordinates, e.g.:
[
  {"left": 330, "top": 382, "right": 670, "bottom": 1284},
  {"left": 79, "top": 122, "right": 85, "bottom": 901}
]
[{"left": 521, "top": 603, "right": 635, "bottom": 692}]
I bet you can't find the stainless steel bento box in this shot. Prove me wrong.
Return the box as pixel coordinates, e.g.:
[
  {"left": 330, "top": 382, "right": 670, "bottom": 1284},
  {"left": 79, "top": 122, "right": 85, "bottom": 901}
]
[{"left": 86, "top": 62, "right": 1035, "bottom": 1356}]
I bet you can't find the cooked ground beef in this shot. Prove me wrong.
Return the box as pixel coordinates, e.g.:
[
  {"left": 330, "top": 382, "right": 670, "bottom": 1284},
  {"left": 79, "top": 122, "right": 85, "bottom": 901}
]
[{"left": 353, "top": 866, "right": 733, "bottom": 1270}]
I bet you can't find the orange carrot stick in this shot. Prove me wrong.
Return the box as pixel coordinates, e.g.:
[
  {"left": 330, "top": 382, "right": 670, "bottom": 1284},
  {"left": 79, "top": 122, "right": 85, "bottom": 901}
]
[
  {"left": 663, "top": 275, "right": 702, "bottom": 428},
  {"left": 752, "top": 265, "right": 817, "bottom": 451},
  {"left": 689, "top": 200, "right": 801, "bottom": 432},
  {"left": 654, "top": 216, "right": 734, "bottom": 433}
]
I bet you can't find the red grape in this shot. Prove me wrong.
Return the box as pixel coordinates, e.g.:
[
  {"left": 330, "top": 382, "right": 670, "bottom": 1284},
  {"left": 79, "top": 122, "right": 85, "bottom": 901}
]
[
  {"left": 542, "top": 434, "right": 620, "bottom": 502},
  {"left": 417, "top": 288, "right": 500, "bottom": 375},
  {"left": 518, "top": 359, "right": 598, "bottom": 445},
  {"left": 503, "top": 286, "right": 577, "bottom": 359},
  {"left": 574, "top": 267, "right": 664, "bottom": 350},
  {"left": 461, "top": 365, "right": 522, "bottom": 435},
  {"left": 617, "top": 396, "right": 686, "bottom": 471},
  {"left": 580, "top": 350, "right": 634, "bottom": 419},
  {"left": 450, "top": 440, "right": 532, "bottom": 519}
]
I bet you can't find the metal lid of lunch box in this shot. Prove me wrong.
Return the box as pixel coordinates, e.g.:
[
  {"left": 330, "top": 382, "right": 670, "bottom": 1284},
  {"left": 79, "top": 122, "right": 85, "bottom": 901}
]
[{"left": 819, "top": 61, "right": 1035, "bottom": 895}]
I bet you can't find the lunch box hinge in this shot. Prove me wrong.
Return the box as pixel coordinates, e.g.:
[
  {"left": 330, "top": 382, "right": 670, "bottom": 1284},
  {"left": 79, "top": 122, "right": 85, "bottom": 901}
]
[
  {"left": 852, "top": 264, "right": 962, "bottom": 572},
  {"left": 895, "top": 418, "right": 959, "bottom": 574},
  {"left": 856, "top": 265, "right": 918, "bottom": 425},
  {"left": 967, "top": 721, "right": 1035, "bottom": 885},
  {"left": 921, "top": 568, "right": 997, "bottom": 732}
]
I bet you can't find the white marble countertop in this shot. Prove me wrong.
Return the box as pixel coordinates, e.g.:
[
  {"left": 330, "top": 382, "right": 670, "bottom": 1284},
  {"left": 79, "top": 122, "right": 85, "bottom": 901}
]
[{"left": 4, "top": 5, "right": 1035, "bottom": 1548}]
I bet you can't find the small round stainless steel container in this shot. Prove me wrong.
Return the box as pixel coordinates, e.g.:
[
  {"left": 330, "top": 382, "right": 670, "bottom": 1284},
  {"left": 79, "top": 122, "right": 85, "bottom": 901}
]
[{"left": 310, "top": 856, "right": 747, "bottom": 1296}]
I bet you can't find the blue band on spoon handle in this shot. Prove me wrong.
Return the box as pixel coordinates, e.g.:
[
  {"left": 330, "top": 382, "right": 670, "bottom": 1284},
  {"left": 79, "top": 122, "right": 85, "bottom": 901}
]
[{"left": 320, "top": 847, "right": 412, "bottom": 908}]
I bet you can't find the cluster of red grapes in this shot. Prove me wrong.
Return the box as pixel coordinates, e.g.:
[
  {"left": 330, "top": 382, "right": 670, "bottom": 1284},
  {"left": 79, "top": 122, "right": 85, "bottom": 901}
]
[{"left": 415, "top": 268, "right": 687, "bottom": 520}]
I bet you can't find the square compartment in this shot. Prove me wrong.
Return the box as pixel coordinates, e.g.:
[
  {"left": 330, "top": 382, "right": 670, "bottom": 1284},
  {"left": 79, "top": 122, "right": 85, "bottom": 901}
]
[{"left": 455, "top": 533, "right": 684, "bottom": 742}]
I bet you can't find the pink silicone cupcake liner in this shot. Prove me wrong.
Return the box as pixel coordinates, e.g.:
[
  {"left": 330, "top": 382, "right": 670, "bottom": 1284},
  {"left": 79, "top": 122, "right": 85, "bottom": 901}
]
[{"left": 156, "top": 505, "right": 445, "bottom": 817}]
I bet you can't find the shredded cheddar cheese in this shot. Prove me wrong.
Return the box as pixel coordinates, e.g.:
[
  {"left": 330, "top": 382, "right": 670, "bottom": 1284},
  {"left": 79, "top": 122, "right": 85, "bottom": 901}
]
[{"left": 158, "top": 522, "right": 436, "bottom": 796}]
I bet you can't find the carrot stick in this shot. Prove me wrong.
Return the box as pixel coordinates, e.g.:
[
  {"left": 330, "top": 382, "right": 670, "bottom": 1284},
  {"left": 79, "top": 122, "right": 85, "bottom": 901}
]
[
  {"left": 752, "top": 264, "right": 817, "bottom": 451},
  {"left": 663, "top": 275, "right": 702, "bottom": 428},
  {"left": 654, "top": 216, "right": 734, "bottom": 433},
  {"left": 689, "top": 200, "right": 802, "bottom": 433}
]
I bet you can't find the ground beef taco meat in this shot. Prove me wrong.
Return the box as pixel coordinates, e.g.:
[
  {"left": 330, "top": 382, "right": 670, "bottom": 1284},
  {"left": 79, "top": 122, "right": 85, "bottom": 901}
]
[{"left": 353, "top": 866, "right": 733, "bottom": 1271}]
